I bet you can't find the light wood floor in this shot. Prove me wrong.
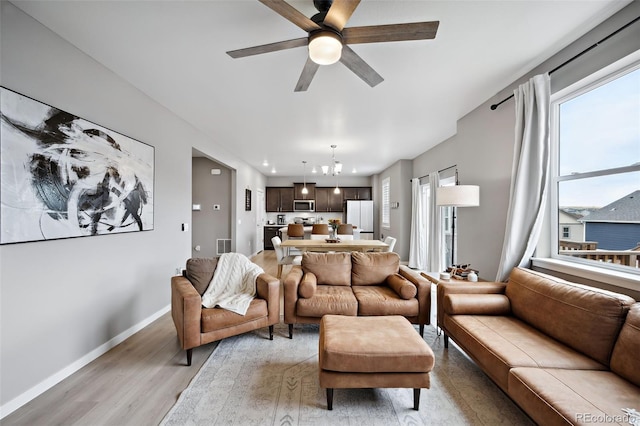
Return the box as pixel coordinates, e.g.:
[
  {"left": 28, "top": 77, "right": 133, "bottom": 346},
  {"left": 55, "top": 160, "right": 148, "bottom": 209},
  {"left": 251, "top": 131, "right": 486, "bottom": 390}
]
[{"left": 2, "top": 250, "right": 282, "bottom": 426}]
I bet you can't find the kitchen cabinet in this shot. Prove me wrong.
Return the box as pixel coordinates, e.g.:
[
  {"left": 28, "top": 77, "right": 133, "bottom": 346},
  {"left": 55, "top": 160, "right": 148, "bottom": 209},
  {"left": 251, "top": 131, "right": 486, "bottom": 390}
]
[
  {"left": 266, "top": 187, "right": 294, "bottom": 212},
  {"left": 293, "top": 182, "right": 316, "bottom": 200},
  {"left": 342, "top": 187, "right": 372, "bottom": 201},
  {"left": 315, "top": 187, "right": 343, "bottom": 212},
  {"left": 263, "top": 226, "right": 281, "bottom": 250}
]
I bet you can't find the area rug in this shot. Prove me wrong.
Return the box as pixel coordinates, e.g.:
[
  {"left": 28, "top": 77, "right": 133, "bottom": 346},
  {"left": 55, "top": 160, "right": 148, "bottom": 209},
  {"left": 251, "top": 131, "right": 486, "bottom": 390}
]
[{"left": 161, "top": 323, "right": 532, "bottom": 425}]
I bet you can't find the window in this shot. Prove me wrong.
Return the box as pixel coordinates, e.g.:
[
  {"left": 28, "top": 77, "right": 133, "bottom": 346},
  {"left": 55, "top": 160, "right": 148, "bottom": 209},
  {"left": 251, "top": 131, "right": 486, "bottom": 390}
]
[
  {"left": 439, "top": 172, "right": 456, "bottom": 265},
  {"left": 550, "top": 61, "right": 640, "bottom": 273},
  {"left": 381, "top": 177, "right": 390, "bottom": 228}
]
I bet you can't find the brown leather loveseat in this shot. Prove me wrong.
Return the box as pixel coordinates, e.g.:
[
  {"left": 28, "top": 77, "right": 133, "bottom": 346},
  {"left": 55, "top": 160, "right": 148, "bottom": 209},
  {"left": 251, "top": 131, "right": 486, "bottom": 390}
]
[
  {"left": 284, "top": 251, "right": 431, "bottom": 338},
  {"left": 438, "top": 267, "right": 640, "bottom": 425}
]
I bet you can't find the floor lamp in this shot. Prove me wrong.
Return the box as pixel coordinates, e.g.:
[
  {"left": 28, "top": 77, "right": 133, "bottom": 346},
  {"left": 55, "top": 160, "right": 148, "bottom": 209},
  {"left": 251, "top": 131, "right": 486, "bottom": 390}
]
[{"left": 436, "top": 181, "right": 480, "bottom": 267}]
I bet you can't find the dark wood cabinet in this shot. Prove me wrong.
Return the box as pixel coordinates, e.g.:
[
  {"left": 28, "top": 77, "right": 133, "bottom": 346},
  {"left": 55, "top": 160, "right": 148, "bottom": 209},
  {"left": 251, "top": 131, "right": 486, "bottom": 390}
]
[
  {"left": 263, "top": 226, "right": 281, "bottom": 250},
  {"left": 266, "top": 187, "right": 294, "bottom": 212},
  {"left": 293, "top": 183, "right": 316, "bottom": 200},
  {"left": 315, "top": 187, "right": 343, "bottom": 212},
  {"left": 342, "top": 187, "right": 372, "bottom": 200}
]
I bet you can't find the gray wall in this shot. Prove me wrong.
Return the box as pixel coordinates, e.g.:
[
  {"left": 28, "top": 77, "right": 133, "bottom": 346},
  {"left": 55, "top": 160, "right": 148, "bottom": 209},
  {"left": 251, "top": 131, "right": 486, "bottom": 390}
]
[
  {"left": 0, "top": 2, "right": 265, "bottom": 413},
  {"left": 374, "top": 160, "right": 413, "bottom": 260},
  {"left": 192, "top": 158, "right": 232, "bottom": 258}
]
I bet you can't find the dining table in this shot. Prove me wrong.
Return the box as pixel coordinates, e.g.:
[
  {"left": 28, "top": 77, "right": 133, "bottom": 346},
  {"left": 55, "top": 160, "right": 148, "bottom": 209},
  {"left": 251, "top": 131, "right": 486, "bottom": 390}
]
[{"left": 280, "top": 239, "right": 389, "bottom": 253}]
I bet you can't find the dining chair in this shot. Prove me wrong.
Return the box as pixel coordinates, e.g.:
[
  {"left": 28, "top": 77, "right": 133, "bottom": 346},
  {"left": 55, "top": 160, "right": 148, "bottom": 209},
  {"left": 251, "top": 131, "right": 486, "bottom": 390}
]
[
  {"left": 337, "top": 224, "right": 354, "bottom": 240},
  {"left": 337, "top": 224, "right": 353, "bottom": 235},
  {"left": 384, "top": 236, "right": 397, "bottom": 252},
  {"left": 311, "top": 224, "right": 330, "bottom": 235},
  {"left": 272, "top": 236, "right": 302, "bottom": 278},
  {"left": 287, "top": 224, "right": 305, "bottom": 239}
]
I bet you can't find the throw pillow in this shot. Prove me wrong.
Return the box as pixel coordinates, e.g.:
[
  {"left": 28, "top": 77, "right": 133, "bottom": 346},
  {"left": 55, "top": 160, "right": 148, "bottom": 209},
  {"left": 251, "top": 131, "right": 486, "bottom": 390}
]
[
  {"left": 298, "top": 272, "right": 317, "bottom": 299},
  {"left": 185, "top": 257, "right": 218, "bottom": 296},
  {"left": 302, "top": 252, "right": 351, "bottom": 285},
  {"left": 386, "top": 273, "right": 417, "bottom": 300},
  {"left": 351, "top": 252, "right": 400, "bottom": 285}
]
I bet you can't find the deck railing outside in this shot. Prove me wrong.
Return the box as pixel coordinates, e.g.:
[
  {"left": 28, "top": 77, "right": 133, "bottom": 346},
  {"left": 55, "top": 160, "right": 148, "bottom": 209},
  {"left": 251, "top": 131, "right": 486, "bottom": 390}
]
[{"left": 559, "top": 240, "right": 640, "bottom": 269}]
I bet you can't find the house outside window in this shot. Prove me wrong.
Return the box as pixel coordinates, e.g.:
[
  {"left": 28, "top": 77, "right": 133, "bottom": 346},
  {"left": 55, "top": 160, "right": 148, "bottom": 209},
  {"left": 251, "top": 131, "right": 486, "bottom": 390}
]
[
  {"left": 381, "top": 177, "right": 390, "bottom": 229},
  {"left": 550, "top": 61, "right": 640, "bottom": 273}
]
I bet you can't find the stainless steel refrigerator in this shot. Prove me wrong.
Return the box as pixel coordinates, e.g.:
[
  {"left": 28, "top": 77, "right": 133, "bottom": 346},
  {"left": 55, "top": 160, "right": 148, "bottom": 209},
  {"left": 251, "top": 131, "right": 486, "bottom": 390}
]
[{"left": 346, "top": 200, "right": 374, "bottom": 239}]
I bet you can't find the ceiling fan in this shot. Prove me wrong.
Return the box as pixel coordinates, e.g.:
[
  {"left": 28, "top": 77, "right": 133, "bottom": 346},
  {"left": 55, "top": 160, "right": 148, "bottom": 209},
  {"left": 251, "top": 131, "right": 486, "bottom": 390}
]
[{"left": 226, "top": 0, "right": 439, "bottom": 92}]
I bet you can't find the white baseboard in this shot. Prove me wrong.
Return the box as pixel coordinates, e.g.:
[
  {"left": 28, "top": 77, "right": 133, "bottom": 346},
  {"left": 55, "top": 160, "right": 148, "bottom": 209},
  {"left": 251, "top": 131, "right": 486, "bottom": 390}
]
[{"left": 0, "top": 304, "right": 171, "bottom": 419}]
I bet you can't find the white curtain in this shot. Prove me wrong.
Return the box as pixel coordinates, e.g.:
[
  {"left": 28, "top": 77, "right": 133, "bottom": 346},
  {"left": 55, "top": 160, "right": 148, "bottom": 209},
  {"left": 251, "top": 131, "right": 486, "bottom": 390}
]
[
  {"left": 409, "top": 178, "right": 427, "bottom": 269},
  {"left": 496, "top": 73, "right": 551, "bottom": 282},
  {"left": 427, "top": 172, "right": 445, "bottom": 273}
]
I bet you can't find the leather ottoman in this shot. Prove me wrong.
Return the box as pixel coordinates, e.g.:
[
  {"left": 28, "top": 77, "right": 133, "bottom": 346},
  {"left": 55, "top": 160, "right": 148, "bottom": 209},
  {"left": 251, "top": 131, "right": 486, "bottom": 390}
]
[{"left": 319, "top": 315, "right": 435, "bottom": 410}]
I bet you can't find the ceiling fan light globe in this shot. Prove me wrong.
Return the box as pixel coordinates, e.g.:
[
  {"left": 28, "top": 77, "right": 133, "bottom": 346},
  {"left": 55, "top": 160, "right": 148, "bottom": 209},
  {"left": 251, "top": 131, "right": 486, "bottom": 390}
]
[{"left": 309, "top": 32, "right": 342, "bottom": 65}]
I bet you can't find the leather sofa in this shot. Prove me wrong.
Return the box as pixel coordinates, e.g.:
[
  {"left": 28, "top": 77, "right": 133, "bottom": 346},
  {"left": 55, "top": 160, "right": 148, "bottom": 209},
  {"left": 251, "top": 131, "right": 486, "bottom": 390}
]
[
  {"left": 437, "top": 267, "right": 640, "bottom": 425},
  {"left": 171, "top": 258, "right": 280, "bottom": 366},
  {"left": 283, "top": 251, "right": 431, "bottom": 338}
]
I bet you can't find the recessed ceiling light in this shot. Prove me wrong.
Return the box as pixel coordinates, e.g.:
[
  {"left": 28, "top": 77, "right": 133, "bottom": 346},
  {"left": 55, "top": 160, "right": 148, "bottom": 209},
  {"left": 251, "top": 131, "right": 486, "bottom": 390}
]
[
  {"left": 271, "top": 167, "right": 276, "bottom": 174},
  {"left": 262, "top": 160, "right": 269, "bottom": 167}
]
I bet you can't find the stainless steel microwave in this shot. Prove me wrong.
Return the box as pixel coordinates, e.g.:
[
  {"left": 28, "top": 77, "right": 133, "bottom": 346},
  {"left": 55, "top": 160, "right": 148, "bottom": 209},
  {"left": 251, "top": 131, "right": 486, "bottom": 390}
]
[{"left": 293, "top": 200, "right": 315, "bottom": 212}]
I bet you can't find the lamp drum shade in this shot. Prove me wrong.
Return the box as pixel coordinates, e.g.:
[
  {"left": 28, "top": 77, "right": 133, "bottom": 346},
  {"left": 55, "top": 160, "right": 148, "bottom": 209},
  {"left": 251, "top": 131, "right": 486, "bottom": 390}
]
[{"left": 436, "top": 185, "right": 480, "bottom": 207}]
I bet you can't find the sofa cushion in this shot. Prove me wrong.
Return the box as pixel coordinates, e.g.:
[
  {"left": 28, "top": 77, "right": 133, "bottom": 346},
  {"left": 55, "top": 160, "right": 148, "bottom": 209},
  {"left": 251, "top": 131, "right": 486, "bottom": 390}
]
[
  {"left": 302, "top": 252, "right": 351, "bottom": 286},
  {"left": 296, "top": 285, "right": 358, "bottom": 317},
  {"left": 508, "top": 367, "right": 640, "bottom": 426},
  {"left": 185, "top": 257, "right": 218, "bottom": 295},
  {"left": 386, "top": 273, "right": 417, "bottom": 299},
  {"left": 444, "top": 315, "right": 606, "bottom": 391},
  {"left": 353, "top": 286, "right": 419, "bottom": 317},
  {"left": 298, "top": 272, "right": 317, "bottom": 299},
  {"left": 505, "top": 267, "right": 635, "bottom": 366},
  {"left": 610, "top": 303, "right": 640, "bottom": 387},
  {"left": 201, "top": 298, "right": 267, "bottom": 332},
  {"left": 351, "top": 252, "right": 400, "bottom": 286}
]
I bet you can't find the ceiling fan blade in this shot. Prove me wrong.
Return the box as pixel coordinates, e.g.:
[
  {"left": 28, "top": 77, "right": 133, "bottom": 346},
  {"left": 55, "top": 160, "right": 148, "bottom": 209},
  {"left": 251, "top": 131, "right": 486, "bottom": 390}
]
[
  {"left": 227, "top": 37, "right": 308, "bottom": 58},
  {"left": 342, "top": 21, "right": 439, "bottom": 44},
  {"left": 294, "top": 57, "right": 320, "bottom": 92},
  {"left": 258, "top": 0, "right": 321, "bottom": 32},
  {"left": 339, "top": 45, "right": 383, "bottom": 88},
  {"left": 323, "top": 0, "right": 361, "bottom": 32}
]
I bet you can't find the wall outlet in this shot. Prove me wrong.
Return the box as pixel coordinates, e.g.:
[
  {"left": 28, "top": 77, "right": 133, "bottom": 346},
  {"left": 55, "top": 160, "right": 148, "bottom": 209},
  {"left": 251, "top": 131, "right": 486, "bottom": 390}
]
[
  {"left": 175, "top": 267, "right": 182, "bottom": 275},
  {"left": 213, "top": 204, "right": 221, "bottom": 211}
]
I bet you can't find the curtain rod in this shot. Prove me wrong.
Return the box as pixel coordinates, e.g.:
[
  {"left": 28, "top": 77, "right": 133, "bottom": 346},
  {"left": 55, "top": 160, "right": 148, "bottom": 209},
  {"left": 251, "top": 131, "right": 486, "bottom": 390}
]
[
  {"left": 413, "top": 164, "right": 457, "bottom": 182},
  {"left": 490, "top": 15, "right": 640, "bottom": 111}
]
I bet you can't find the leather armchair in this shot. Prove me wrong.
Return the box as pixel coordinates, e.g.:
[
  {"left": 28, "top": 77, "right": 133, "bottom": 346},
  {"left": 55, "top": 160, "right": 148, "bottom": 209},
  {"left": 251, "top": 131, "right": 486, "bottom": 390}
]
[{"left": 171, "top": 258, "right": 280, "bottom": 365}]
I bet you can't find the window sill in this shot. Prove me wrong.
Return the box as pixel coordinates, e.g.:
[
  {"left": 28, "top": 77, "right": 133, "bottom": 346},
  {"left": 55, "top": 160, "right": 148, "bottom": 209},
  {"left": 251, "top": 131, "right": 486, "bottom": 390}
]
[{"left": 531, "top": 257, "right": 639, "bottom": 292}]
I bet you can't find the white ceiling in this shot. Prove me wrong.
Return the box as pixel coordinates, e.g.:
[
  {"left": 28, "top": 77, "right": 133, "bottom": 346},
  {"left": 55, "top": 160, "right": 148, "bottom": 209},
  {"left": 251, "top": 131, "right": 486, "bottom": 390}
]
[{"left": 11, "top": 0, "right": 630, "bottom": 177}]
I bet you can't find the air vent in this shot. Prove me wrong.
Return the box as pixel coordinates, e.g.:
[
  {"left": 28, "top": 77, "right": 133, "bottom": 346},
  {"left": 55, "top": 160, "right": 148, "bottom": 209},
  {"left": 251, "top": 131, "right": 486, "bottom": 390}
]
[{"left": 216, "top": 239, "right": 232, "bottom": 255}]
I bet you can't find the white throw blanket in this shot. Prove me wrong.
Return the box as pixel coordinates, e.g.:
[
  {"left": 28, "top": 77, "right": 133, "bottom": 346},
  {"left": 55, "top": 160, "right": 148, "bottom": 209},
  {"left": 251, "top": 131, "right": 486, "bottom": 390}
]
[{"left": 201, "top": 253, "right": 264, "bottom": 315}]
